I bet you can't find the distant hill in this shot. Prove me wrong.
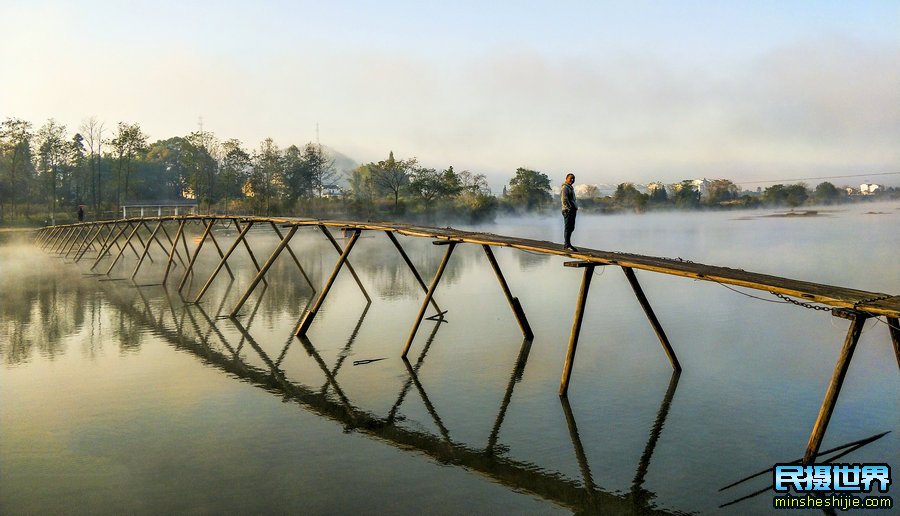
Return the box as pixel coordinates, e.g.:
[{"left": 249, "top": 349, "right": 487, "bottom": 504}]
[{"left": 322, "top": 146, "right": 358, "bottom": 187}]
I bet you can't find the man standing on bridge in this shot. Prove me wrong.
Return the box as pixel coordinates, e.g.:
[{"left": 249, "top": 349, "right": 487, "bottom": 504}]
[{"left": 561, "top": 173, "right": 578, "bottom": 251}]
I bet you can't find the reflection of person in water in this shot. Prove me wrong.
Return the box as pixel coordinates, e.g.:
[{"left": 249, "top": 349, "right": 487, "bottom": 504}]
[{"left": 77, "top": 205, "right": 84, "bottom": 222}]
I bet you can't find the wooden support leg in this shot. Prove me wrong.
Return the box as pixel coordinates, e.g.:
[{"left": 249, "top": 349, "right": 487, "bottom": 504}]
[
  {"left": 163, "top": 220, "right": 187, "bottom": 285},
  {"left": 53, "top": 227, "right": 76, "bottom": 253},
  {"left": 159, "top": 222, "right": 188, "bottom": 268},
  {"left": 91, "top": 224, "right": 129, "bottom": 270},
  {"left": 118, "top": 223, "right": 143, "bottom": 260},
  {"left": 49, "top": 227, "right": 66, "bottom": 250},
  {"left": 318, "top": 224, "right": 370, "bottom": 302},
  {"left": 65, "top": 226, "right": 91, "bottom": 258},
  {"left": 146, "top": 220, "right": 175, "bottom": 261},
  {"left": 178, "top": 219, "right": 215, "bottom": 293},
  {"left": 131, "top": 221, "right": 163, "bottom": 279},
  {"left": 74, "top": 224, "right": 105, "bottom": 262},
  {"left": 401, "top": 242, "right": 456, "bottom": 358},
  {"left": 622, "top": 267, "right": 681, "bottom": 371},
  {"left": 194, "top": 220, "right": 254, "bottom": 303},
  {"left": 386, "top": 231, "right": 442, "bottom": 315},
  {"left": 231, "top": 225, "right": 299, "bottom": 317},
  {"left": 295, "top": 230, "right": 362, "bottom": 336},
  {"left": 483, "top": 245, "right": 534, "bottom": 340},
  {"left": 269, "top": 222, "right": 312, "bottom": 290},
  {"left": 39, "top": 227, "right": 54, "bottom": 246},
  {"left": 131, "top": 223, "right": 153, "bottom": 262},
  {"left": 560, "top": 265, "right": 595, "bottom": 397},
  {"left": 888, "top": 317, "right": 900, "bottom": 372},
  {"left": 233, "top": 220, "right": 266, "bottom": 287},
  {"left": 802, "top": 312, "right": 868, "bottom": 465},
  {"left": 105, "top": 223, "right": 142, "bottom": 275},
  {"left": 46, "top": 227, "right": 65, "bottom": 250},
  {"left": 204, "top": 223, "right": 234, "bottom": 280}
]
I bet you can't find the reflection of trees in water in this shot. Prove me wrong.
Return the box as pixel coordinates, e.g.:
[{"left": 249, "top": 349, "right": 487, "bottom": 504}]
[
  {"left": 2, "top": 228, "right": 517, "bottom": 365},
  {"left": 0, "top": 264, "right": 92, "bottom": 364}
]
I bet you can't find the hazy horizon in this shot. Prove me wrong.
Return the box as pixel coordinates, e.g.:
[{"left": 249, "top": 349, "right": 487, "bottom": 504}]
[{"left": 3, "top": 1, "right": 899, "bottom": 191}]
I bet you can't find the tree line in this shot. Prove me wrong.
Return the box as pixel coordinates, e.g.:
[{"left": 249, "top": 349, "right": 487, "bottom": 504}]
[{"left": 1, "top": 116, "right": 895, "bottom": 225}]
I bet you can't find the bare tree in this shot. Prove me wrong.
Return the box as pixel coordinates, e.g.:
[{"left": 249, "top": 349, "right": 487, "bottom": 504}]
[
  {"left": 35, "top": 119, "right": 68, "bottom": 224},
  {"left": 80, "top": 117, "right": 104, "bottom": 216}
]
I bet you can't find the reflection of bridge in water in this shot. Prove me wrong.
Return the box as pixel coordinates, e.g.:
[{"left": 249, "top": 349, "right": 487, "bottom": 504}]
[
  {"left": 110, "top": 281, "right": 679, "bottom": 514},
  {"left": 36, "top": 215, "right": 900, "bottom": 472},
  {"left": 106, "top": 281, "right": 889, "bottom": 514}
]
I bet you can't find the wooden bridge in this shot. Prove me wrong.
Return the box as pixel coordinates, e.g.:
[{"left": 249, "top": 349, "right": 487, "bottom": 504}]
[{"left": 34, "top": 215, "right": 900, "bottom": 467}]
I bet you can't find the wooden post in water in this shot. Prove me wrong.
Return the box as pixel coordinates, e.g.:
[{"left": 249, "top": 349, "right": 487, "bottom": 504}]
[
  {"left": 622, "top": 267, "right": 681, "bottom": 371},
  {"left": 295, "top": 230, "right": 362, "bottom": 336},
  {"left": 269, "top": 222, "right": 313, "bottom": 290},
  {"left": 91, "top": 223, "right": 130, "bottom": 270},
  {"left": 144, "top": 220, "right": 177, "bottom": 262},
  {"left": 65, "top": 226, "right": 91, "bottom": 258},
  {"left": 163, "top": 219, "right": 187, "bottom": 285},
  {"left": 559, "top": 262, "right": 596, "bottom": 397},
  {"left": 385, "top": 231, "right": 443, "bottom": 316},
  {"left": 888, "top": 317, "right": 900, "bottom": 371},
  {"left": 802, "top": 310, "right": 868, "bottom": 465},
  {"left": 318, "top": 225, "right": 370, "bottom": 303},
  {"left": 482, "top": 245, "right": 533, "bottom": 340},
  {"left": 53, "top": 227, "right": 76, "bottom": 253},
  {"left": 131, "top": 222, "right": 154, "bottom": 263},
  {"left": 131, "top": 221, "right": 163, "bottom": 279},
  {"left": 203, "top": 221, "right": 234, "bottom": 280},
  {"left": 39, "top": 227, "right": 60, "bottom": 249},
  {"left": 401, "top": 241, "right": 456, "bottom": 358},
  {"left": 233, "top": 220, "right": 266, "bottom": 287},
  {"left": 105, "top": 222, "right": 143, "bottom": 275},
  {"left": 74, "top": 224, "right": 105, "bottom": 262},
  {"left": 158, "top": 221, "right": 188, "bottom": 268},
  {"left": 194, "top": 220, "right": 254, "bottom": 303},
  {"left": 231, "top": 225, "right": 299, "bottom": 317},
  {"left": 178, "top": 218, "right": 215, "bottom": 293}
]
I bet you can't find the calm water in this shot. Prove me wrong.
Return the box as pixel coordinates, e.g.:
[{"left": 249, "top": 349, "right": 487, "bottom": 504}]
[{"left": 2, "top": 203, "right": 898, "bottom": 515}]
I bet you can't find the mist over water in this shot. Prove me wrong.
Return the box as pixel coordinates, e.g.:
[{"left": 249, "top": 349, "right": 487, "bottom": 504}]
[{"left": 1, "top": 202, "right": 898, "bottom": 514}]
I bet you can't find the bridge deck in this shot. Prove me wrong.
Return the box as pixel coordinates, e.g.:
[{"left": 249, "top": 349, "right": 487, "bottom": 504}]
[{"left": 260, "top": 216, "right": 900, "bottom": 319}]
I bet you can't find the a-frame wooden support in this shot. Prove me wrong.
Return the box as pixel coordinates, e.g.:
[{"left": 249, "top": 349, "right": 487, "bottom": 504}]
[
  {"left": 802, "top": 309, "right": 868, "bottom": 465},
  {"left": 294, "top": 229, "right": 362, "bottom": 336}
]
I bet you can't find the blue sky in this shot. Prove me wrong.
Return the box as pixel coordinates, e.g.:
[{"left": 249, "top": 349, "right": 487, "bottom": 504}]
[{"left": 2, "top": 0, "right": 898, "bottom": 189}]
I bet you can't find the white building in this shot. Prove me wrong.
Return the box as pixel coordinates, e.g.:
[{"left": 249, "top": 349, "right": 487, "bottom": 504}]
[{"left": 859, "top": 183, "right": 884, "bottom": 195}]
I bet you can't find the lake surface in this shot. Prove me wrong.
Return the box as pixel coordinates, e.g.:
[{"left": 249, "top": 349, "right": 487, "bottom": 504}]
[{"left": 2, "top": 203, "right": 898, "bottom": 514}]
